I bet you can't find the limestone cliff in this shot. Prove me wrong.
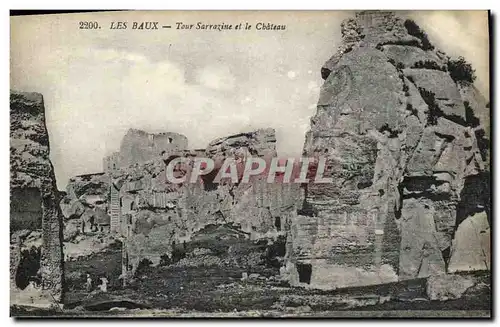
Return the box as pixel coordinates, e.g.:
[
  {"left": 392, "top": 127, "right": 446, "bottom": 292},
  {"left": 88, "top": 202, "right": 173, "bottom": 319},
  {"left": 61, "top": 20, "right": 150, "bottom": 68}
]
[
  {"left": 285, "top": 11, "right": 490, "bottom": 289},
  {"left": 10, "top": 91, "right": 64, "bottom": 305}
]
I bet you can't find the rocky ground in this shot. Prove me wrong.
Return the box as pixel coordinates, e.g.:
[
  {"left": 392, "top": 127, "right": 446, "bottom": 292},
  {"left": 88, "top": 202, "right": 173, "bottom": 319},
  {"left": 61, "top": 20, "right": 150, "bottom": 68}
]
[
  {"left": 12, "top": 268, "right": 490, "bottom": 317},
  {"left": 12, "top": 231, "right": 491, "bottom": 317}
]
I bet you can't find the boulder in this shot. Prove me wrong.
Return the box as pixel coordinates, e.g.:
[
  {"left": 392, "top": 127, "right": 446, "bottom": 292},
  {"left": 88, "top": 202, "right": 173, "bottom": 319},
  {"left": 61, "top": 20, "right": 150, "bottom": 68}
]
[
  {"left": 63, "top": 219, "right": 80, "bottom": 242},
  {"left": 61, "top": 199, "right": 85, "bottom": 219},
  {"left": 426, "top": 274, "right": 475, "bottom": 301},
  {"left": 448, "top": 211, "right": 490, "bottom": 273}
]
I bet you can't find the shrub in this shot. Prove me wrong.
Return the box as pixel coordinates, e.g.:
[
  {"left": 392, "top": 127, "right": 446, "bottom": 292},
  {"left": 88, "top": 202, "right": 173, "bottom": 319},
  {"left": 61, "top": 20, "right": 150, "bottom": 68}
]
[
  {"left": 402, "top": 83, "right": 409, "bottom": 94},
  {"left": 387, "top": 58, "right": 405, "bottom": 70},
  {"left": 412, "top": 60, "right": 446, "bottom": 72},
  {"left": 464, "top": 101, "right": 480, "bottom": 127},
  {"left": 418, "top": 88, "right": 441, "bottom": 125},
  {"left": 447, "top": 56, "right": 477, "bottom": 84},
  {"left": 404, "top": 19, "right": 434, "bottom": 51},
  {"left": 379, "top": 39, "right": 421, "bottom": 48}
]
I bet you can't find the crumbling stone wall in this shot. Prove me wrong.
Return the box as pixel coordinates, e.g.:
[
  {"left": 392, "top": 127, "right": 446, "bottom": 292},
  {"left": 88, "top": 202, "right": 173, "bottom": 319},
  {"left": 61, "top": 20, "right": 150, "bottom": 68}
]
[
  {"left": 109, "top": 129, "right": 188, "bottom": 170},
  {"left": 285, "top": 11, "right": 490, "bottom": 290},
  {"left": 103, "top": 152, "right": 120, "bottom": 173},
  {"left": 10, "top": 91, "right": 64, "bottom": 305}
]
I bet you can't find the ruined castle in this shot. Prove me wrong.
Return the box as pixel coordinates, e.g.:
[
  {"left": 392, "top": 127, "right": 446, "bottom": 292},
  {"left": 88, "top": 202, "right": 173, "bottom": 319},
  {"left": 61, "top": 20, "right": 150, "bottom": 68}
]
[{"left": 103, "top": 129, "right": 188, "bottom": 172}]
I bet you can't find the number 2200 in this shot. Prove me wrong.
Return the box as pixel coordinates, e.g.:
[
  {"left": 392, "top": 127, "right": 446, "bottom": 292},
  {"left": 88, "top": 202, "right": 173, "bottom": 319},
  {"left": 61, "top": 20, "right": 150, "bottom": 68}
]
[{"left": 79, "top": 21, "right": 99, "bottom": 29}]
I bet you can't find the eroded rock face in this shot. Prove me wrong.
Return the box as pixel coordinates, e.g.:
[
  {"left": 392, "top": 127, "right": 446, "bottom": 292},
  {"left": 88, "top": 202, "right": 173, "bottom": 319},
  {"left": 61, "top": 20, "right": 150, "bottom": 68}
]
[
  {"left": 10, "top": 91, "right": 64, "bottom": 305},
  {"left": 285, "top": 11, "right": 490, "bottom": 290},
  {"left": 206, "top": 128, "right": 277, "bottom": 158}
]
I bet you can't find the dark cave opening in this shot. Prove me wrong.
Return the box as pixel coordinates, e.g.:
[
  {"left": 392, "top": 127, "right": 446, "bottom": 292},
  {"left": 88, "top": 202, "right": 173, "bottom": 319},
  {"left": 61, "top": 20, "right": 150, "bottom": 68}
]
[
  {"left": 455, "top": 173, "right": 490, "bottom": 229},
  {"left": 296, "top": 263, "right": 312, "bottom": 284},
  {"left": 134, "top": 258, "right": 153, "bottom": 278},
  {"left": 15, "top": 247, "right": 41, "bottom": 290}
]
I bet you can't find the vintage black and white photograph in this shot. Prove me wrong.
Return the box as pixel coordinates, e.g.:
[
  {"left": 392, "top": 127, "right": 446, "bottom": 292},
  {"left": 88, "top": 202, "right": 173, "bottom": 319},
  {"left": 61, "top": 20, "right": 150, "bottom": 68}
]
[{"left": 9, "top": 10, "right": 491, "bottom": 318}]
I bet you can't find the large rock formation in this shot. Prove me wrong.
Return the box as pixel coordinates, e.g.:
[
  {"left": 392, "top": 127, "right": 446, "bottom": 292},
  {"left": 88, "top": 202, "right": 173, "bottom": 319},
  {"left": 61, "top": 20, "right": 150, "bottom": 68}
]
[
  {"left": 10, "top": 91, "right": 64, "bottom": 306},
  {"left": 284, "top": 11, "right": 490, "bottom": 289}
]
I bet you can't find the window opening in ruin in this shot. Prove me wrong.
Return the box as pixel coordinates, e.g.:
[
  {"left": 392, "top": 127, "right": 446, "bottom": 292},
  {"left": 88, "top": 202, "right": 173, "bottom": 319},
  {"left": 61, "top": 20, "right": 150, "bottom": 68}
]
[
  {"left": 296, "top": 263, "right": 312, "bottom": 284},
  {"left": 274, "top": 217, "right": 281, "bottom": 231}
]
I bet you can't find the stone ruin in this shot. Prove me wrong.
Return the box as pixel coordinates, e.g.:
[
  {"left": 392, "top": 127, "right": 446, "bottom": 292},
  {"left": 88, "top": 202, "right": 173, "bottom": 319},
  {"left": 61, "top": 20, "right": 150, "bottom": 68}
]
[
  {"left": 10, "top": 91, "right": 64, "bottom": 307},
  {"left": 104, "top": 129, "right": 188, "bottom": 172},
  {"left": 10, "top": 11, "right": 491, "bottom": 308},
  {"left": 61, "top": 127, "right": 302, "bottom": 283}
]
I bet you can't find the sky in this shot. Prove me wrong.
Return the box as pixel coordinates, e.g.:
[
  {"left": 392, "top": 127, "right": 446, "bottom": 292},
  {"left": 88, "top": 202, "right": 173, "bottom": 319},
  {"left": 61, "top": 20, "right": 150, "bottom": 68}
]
[{"left": 10, "top": 11, "right": 490, "bottom": 190}]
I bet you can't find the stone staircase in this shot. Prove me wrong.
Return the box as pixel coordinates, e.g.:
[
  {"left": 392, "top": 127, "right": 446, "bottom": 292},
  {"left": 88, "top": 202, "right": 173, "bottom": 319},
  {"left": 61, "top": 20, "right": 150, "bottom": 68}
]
[{"left": 110, "top": 185, "right": 120, "bottom": 233}]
